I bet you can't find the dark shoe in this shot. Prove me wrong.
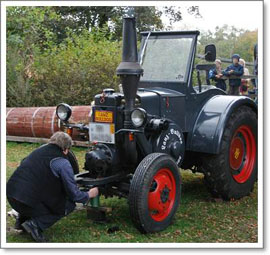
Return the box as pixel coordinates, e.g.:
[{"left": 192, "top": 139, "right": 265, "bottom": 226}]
[
  {"left": 21, "top": 220, "right": 47, "bottom": 242},
  {"left": 14, "top": 218, "right": 24, "bottom": 230},
  {"left": 14, "top": 214, "right": 28, "bottom": 231}
]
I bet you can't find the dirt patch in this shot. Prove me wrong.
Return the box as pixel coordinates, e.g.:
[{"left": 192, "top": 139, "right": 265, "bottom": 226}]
[{"left": 7, "top": 162, "right": 19, "bottom": 168}]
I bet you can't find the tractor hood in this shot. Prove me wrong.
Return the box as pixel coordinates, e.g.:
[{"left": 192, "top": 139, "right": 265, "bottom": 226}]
[{"left": 137, "top": 88, "right": 185, "bottom": 127}]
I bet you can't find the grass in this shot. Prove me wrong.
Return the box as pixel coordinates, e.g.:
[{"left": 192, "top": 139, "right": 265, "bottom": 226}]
[{"left": 6, "top": 141, "right": 258, "bottom": 243}]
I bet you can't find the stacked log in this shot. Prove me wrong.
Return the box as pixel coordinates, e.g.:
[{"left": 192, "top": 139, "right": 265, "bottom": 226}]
[{"left": 6, "top": 106, "right": 91, "bottom": 143}]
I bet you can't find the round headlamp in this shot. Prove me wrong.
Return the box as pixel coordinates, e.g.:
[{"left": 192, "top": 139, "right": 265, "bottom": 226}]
[
  {"left": 56, "top": 103, "right": 72, "bottom": 121},
  {"left": 131, "top": 108, "right": 147, "bottom": 128}
]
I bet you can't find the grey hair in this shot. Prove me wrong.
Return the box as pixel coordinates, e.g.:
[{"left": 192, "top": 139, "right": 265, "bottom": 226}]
[{"left": 49, "top": 131, "right": 73, "bottom": 151}]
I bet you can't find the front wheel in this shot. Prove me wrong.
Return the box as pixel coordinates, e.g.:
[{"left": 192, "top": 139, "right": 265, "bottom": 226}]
[
  {"left": 202, "top": 106, "right": 257, "bottom": 200},
  {"left": 129, "top": 153, "right": 181, "bottom": 233}
]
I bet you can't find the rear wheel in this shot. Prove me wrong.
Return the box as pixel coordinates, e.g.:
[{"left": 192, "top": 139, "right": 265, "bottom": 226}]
[
  {"left": 129, "top": 153, "right": 181, "bottom": 233},
  {"left": 202, "top": 106, "right": 257, "bottom": 200}
]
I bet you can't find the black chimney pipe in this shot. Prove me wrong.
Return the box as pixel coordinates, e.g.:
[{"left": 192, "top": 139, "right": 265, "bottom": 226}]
[{"left": 116, "top": 17, "right": 143, "bottom": 128}]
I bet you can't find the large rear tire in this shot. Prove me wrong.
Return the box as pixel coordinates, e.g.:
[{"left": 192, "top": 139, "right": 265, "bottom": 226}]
[
  {"left": 202, "top": 106, "right": 257, "bottom": 200},
  {"left": 129, "top": 153, "right": 181, "bottom": 233}
]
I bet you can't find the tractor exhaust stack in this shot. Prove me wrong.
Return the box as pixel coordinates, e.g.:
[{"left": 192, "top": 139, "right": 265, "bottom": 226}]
[{"left": 116, "top": 17, "right": 143, "bottom": 128}]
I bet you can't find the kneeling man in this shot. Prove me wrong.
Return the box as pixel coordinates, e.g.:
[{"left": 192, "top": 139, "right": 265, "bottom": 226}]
[{"left": 7, "top": 131, "right": 98, "bottom": 242}]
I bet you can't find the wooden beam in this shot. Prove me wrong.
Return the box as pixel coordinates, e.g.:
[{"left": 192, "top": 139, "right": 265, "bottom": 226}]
[
  {"left": 219, "top": 75, "right": 257, "bottom": 79},
  {"left": 196, "top": 54, "right": 254, "bottom": 67}
]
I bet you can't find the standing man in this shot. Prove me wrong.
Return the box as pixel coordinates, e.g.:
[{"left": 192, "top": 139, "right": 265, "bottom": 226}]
[
  {"left": 222, "top": 54, "right": 244, "bottom": 95},
  {"left": 7, "top": 131, "right": 98, "bottom": 242},
  {"left": 209, "top": 59, "right": 227, "bottom": 91}
]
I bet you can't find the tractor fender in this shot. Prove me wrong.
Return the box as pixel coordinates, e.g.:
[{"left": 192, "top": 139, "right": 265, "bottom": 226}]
[{"left": 187, "top": 95, "right": 257, "bottom": 154}]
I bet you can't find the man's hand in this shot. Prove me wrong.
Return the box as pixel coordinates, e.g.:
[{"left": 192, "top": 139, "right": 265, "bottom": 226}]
[
  {"left": 229, "top": 70, "right": 234, "bottom": 74},
  {"left": 216, "top": 74, "right": 223, "bottom": 78},
  {"left": 88, "top": 187, "right": 99, "bottom": 198}
]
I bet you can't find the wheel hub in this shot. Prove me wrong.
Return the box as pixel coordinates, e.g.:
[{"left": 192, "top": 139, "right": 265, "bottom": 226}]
[
  {"left": 160, "top": 185, "right": 170, "bottom": 203},
  {"left": 230, "top": 136, "right": 245, "bottom": 170},
  {"left": 148, "top": 168, "right": 176, "bottom": 222},
  {"left": 229, "top": 125, "right": 256, "bottom": 183}
]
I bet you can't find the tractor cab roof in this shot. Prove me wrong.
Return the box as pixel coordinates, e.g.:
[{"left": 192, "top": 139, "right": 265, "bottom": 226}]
[
  {"left": 140, "top": 30, "right": 200, "bottom": 36},
  {"left": 138, "top": 30, "right": 200, "bottom": 94}
]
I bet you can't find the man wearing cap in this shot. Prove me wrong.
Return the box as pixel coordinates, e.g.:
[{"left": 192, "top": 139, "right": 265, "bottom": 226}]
[
  {"left": 7, "top": 131, "right": 99, "bottom": 242},
  {"left": 222, "top": 54, "right": 244, "bottom": 95}
]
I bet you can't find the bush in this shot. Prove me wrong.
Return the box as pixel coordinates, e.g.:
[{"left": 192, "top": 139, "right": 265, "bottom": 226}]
[
  {"left": 27, "top": 30, "right": 121, "bottom": 106},
  {"left": 7, "top": 29, "right": 122, "bottom": 107}
]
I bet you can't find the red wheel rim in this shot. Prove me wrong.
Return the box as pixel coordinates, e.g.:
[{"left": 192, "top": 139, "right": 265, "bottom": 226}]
[
  {"left": 148, "top": 168, "right": 176, "bottom": 221},
  {"left": 229, "top": 125, "right": 256, "bottom": 183}
]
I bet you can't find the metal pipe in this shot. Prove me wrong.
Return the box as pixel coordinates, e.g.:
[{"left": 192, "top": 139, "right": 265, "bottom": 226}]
[
  {"left": 116, "top": 17, "right": 143, "bottom": 126},
  {"left": 116, "top": 16, "right": 143, "bottom": 164}
]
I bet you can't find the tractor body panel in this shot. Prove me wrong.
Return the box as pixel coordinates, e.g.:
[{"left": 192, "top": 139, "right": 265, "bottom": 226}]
[
  {"left": 186, "top": 95, "right": 257, "bottom": 154},
  {"left": 137, "top": 90, "right": 160, "bottom": 116},
  {"left": 138, "top": 88, "right": 186, "bottom": 130}
]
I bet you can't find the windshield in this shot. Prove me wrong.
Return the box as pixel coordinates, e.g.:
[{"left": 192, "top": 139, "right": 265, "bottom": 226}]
[{"left": 140, "top": 36, "right": 194, "bottom": 82}]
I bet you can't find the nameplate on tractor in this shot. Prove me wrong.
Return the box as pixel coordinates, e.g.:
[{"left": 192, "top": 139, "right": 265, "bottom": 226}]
[{"left": 95, "top": 110, "right": 113, "bottom": 123}]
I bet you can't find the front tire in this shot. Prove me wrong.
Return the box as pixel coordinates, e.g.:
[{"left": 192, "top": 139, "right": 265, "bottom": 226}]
[
  {"left": 129, "top": 153, "right": 181, "bottom": 233},
  {"left": 202, "top": 106, "right": 257, "bottom": 200},
  {"left": 67, "top": 150, "right": 79, "bottom": 175}
]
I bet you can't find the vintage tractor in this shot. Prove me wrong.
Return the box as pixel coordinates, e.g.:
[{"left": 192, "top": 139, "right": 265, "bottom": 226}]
[{"left": 56, "top": 16, "right": 257, "bottom": 233}]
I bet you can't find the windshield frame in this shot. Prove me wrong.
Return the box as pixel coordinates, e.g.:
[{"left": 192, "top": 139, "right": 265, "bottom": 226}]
[{"left": 138, "top": 31, "right": 199, "bottom": 92}]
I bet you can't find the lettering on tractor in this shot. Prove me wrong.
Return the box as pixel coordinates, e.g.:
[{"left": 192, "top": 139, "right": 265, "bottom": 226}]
[{"left": 56, "top": 14, "right": 257, "bottom": 233}]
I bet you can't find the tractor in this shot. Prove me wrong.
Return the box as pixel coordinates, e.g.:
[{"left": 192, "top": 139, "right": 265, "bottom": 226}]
[{"left": 56, "top": 16, "right": 257, "bottom": 233}]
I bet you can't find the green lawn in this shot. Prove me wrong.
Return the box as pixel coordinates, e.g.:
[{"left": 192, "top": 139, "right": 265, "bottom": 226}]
[{"left": 6, "top": 142, "right": 258, "bottom": 243}]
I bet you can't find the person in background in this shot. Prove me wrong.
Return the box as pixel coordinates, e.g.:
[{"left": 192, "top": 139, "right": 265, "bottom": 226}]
[
  {"left": 253, "top": 43, "right": 258, "bottom": 104},
  {"left": 222, "top": 54, "right": 244, "bottom": 95},
  {"left": 7, "top": 131, "right": 99, "bottom": 242},
  {"left": 239, "top": 58, "right": 250, "bottom": 95},
  {"left": 254, "top": 43, "right": 258, "bottom": 87},
  {"left": 209, "top": 59, "right": 227, "bottom": 91}
]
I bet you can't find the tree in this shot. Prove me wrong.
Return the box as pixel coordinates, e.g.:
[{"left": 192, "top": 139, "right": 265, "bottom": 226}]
[
  {"left": 198, "top": 25, "right": 257, "bottom": 64},
  {"left": 53, "top": 6, "right": 164, "bottom": 40},
  {"left": 6, "top": 7, "right": 59, "bottom": 106},
  {"left": 6, "top": 5, "right": 203, "bottom": 107}
]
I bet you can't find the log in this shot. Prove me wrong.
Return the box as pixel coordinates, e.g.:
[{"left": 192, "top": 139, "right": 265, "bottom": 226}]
[{"left": 6, "top": 105, "right": 91, "bottom": 141}]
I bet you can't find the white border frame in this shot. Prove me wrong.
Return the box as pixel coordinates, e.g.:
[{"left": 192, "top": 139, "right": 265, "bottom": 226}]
[{"left": 0, "top": 0, "right": 264, "bottom": 249}]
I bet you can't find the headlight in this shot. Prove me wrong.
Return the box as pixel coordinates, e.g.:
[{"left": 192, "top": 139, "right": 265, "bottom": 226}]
[
  {"left": 56, "top": 103, "right": 72, "bottom": 121},
  {"left": 131, "top": 108, "right": 147, "bottom": 128}
]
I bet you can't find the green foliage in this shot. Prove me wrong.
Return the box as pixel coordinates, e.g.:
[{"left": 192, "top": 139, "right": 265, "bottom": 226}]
[
  {"left": 6, "top": 6, "right": 257, "bottom": 107},
  {"left": 233, "top": 30, "right": 258, "bottom": 62},
  {"left": 29, "top": 29, "right": 121, "bottom": 106},
  {"left": 54, "top": 6, "right": 164, "bottom": 41},
  {"left": 6, "top": 6, "right": 164, "bottom": 107},
  {"left": 198, "top": 25, "right": 258, "bottom": 63},
  {"left": 6, "top": 6, "right": 122, "bottom": 107},
  {"left": 7, "top": 6, "right": 59, "bottom": 50},
  {"left": 6, "top": 6, "right": 60, "bottom": 107}
]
